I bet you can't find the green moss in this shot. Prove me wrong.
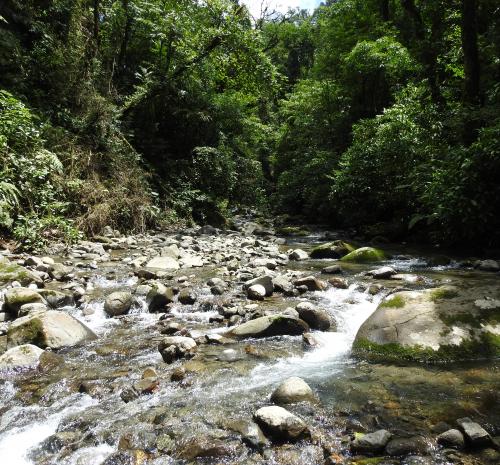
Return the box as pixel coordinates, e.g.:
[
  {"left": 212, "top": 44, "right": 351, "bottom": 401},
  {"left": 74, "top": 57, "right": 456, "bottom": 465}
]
[
  {"left": 310, "top": 240, "right": 356, "bottom": 259},
  {"left": 439, "top": 307, "right": 500, "bottom": 328},
  {"left": 340, "top": 247, "right": 386, "bottom": 263},
  {"left": 353, "top": 333, "right": 500, "bottom": 364},
  {"left": 379, "top": 295, "right": 405, "bottom": 309},
  {"left": 430, "top": 287, "right": 459, "bottom": 301}
]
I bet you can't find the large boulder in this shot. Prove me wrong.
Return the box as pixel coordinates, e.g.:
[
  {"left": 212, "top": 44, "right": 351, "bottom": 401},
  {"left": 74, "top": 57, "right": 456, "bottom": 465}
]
[
  {"left": 253, "top": 406, "right": 308, "bottom": 441},
  {"left": 7, "top": 311, "right": 97, "bottom": 349},
  {"left": 353, "top": 286, "right": 500, "bottom": 363},
  {"left": 295, "top": 302, "right": 332, "bottom": 331},
  {"left": 270, "top": 377, "right": 315, "bottom": 404},
  {"left": 0, "top": 344, "right": 45, "bottom": 369},
  {"left": 456, "top": 417, "right": 492, "bottom": 447},
  {"left": 104, "top": 291, "right": 133, "bottom": 316},
  {"left": 310, "top": 240, "right": 355, "bottom": 259},
  {"left": 0, "top": 256, "right": 43, "bottom": 286},
  {"left": 145, "top": 256, "right": 180, "bottom": 271},
  {"left": 3, "top": 288, "right": 45, "bottom": 317},
  {"left": 288, "top": 249, "right": 308, "bottom": 261},
  {"left": 340, "top": 247, "right": 386, "bottom": 263},
  {"left": 226, "top": 315, "right": 309, "bottom": 339}
]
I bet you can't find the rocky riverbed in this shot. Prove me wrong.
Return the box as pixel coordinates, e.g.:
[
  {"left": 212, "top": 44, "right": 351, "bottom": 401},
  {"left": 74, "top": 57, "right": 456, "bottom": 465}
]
[{"left": 0, "top": 219, "right": 499, "bottom": 465}]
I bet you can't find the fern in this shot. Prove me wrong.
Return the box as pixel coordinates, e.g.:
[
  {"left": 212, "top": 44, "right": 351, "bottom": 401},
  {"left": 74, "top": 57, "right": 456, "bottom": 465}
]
[{"left": 0, "top": 181, "right": 20, "bottom": 206}]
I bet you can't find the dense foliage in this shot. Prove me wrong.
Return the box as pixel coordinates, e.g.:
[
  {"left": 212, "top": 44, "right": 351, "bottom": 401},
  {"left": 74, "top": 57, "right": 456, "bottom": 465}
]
[{"left": 1, "top": 0, "right": 499, "bottom": 249}]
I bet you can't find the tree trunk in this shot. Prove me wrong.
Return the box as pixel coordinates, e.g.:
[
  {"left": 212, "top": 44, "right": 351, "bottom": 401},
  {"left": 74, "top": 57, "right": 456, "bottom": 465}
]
[
  {"left": 118, "top": 0, "right": 132, "bottom": 73},
  {"left": 462, "top": 0, "right": 480, "bottom": 104},
  {"left": 380, "top": 0, "right": 390, "bottom": 21},
  {"left": 93, "top": 0, "right": 100, "bottom": 50}
]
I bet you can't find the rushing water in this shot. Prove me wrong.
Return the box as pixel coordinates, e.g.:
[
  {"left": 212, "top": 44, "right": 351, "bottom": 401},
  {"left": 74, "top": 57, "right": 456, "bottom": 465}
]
[{"left": 0, "top": 242, "right": 498, "bottom": 465}]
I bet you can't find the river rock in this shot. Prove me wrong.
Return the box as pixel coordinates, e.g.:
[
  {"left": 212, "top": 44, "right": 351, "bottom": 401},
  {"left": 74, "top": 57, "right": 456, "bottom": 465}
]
[
  {"left": 3, "top": 288, "right": 45, "bottom": 316},
  {"left": 178, "top": 288, "right": 197, "bottom": 305},
  {"left": 243, "top": 275, "right": 274, "bottom": 296},
  {"left": 353, "top": 286, "right": 500, "bottom": 362},
  {"left": 310, "top": 240, "right": 354, "bottom": 259},
  {"left": 437, "top": 429, "right": 465, "bottom": 449},
  {"left": 288, "top": 249, "right": 308, "bottom": 261},
  {"left": 253, "top": 406, "right": 308, "bottom": 441},
  {"left": 104, "top": 291, "right": 133, "bottom": 316},
  {"left": 177, "top": 436, "right": 239, "bottom": 460},
  {"left": 226, "top": 314, "right": 309, "bottom": 339},
  {"left": 225, "top": 419, "right": 270, "bottom": 449},
  {"left": 351, "top": 429, "right": 392, "bottom": 453},
  {"left": 340, "top": 246, "right": 386, "bottom": 263},
  {"left": 7, "top": 310, "right": 97, "bottom": 349},
  {"left": 18, "top": 303, "right": 48, "bottom": 317},
  {"left": 0, "top": 344, "right": 45, "bottom": 369},
  {"left": 160, "top": 244, "right": 180, "bottom": 259},
  {"left": 295, "top": 302, "right": 332, "bottom": 330},
  {"left": 158, "top": 336, "right": 196, "bottom": 363},
  {"left": 146, "top": 283, "right": 175, "bottom": 312},
  {"left": 476, "top": 260, "right": 500, "bottom": 272},
  {"left": 293, "top": 276, "right": 327, "bottom": 291},
  {"left": 145, "top": 256, "right": 180, "bottom": 270},
  {"left": 37, "top": 289, "right": 74, "bottom": 309},
  {"left": 456, "top": 417, "right": 492, "bottom": 447},
  {"left": 367, "top": 266, "right": 397, "bottom": 279},
  {"left": 0, "top": 256, "right": 43, "bottom": 286},
  {"left": 247, "top": 284, "right": 266, "bottom": 300},
  {"left": 328, "top": 277, "right": 349, "bottom": 289},
  {"left": 49, "top": 263, "right": 73, "bottom": 281},
  {"left": 270, "top": 377, "right": 315, "bottom": 404},
  {"left": 272, "top": 275, "right": 294, "bottom": 294},
  {"left": 385, "top": 436, "right": 430, "bottom": 456},
  {"left": 321, "top": 265, "right": 342, "bottom": 274}
]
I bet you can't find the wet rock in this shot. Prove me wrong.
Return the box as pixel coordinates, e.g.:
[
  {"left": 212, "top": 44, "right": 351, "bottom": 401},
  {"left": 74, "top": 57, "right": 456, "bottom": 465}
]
[
  {"left": 288, "top": 249, "right": 308, "bottom": 261},
  {"left": 273, "top": 275, "right": 294, "bottom": 294},
  {"left": 145, "top": 256, "right": 180, "bottom": 271},
  {"left": 38, "top": 431, "right": 82, "bottom": 454},
  {"left": 385, "top": 436, "right": 430, "bottom": 456},
  {"left": 302, "top": 332, "right": 320, "bottom": 347},
  {"left": 160, "top": 321, "right": 181, "bottom": 335},
  {"left": 146, "top": 283, "right": 174, "bottom": 312},
  {"left": 293, "top": 276, "right": 327, "bottom": 291},
  {"left": 205, "top": 334, "right": 234, "bottom": 345},
  {"left": 428, "top": 255, "right": 452, "bottom": 266},
  {"left": 134, "top": 377, "right": 159, "bottom": 394},
  {"left": 328, "top": 277, "right": 349, "bottom": 289},
  {"left": 158, "top": 336, "right": 196, "bottom": 363},
  {"left": 437, "top": 429, "right": 465, "bottom": 449},
  {"left": 170, "top": 366, "right": 186, "bottom": 381},
  {"left": 247, "top": 284, "right": 267, "bottom": 300},
  {"left": 226, "top": 314, "right": 309, "bottom": 339},
  {"left": 217, "top": 348, "right": 242, "bottom": 362},
  {"left": 295, "top": 302, "right": 332, "bottom": 331},
  {"left": 254, "top": 405, "right": 308, "bottom": 441},
  {"left": 3, "top": 288, "right": 45, "bottom": 317},
  {"left": 142, "top": 367, "right": 157, "bottom": 379},
  {"left": 178, "top": 288, "right": 197, "bottom": 305},
  {"left": 350, "top": 429, "right": 392, "bottom": 453},
  {"left": 49, "top": 263, "right": 73, "bottom": 281},
  {"left": 101, "top": 450, "right": 149, "bottom": 465},
  {"left": 176, "top": 436, "right": 239, "bottom": 460},
  {"left": 321, "top": 265, "right": 342, "bottom": 274},
  {"left": 456, "top": 417, "right": 492, "bottom": 447},
  {"left": 104, "top": 291, "right": 133, "bottom": 316},
  {"left": 38, "top": 289, "right": 74, "bottom": 309},
  {"left": 0, "top": 344, "right": 44, "bottom": 369},
  {"left": 7, "top": 310, "right": 97, "bottom": 349},
  {"left": 271, "top": 377, "right": 315, "bottom": 404},
  {"left": 340, "top": 247, "right": 386, "bottom": 263},
  {"left": 476, "top": 260, "right": 499, "bottom": 272},
  {"left": 243, "top": 275, "right": 274, "bottom": 296},
  {"left": 225, "top": 419, "right": 270, "bottom": 449},
  {"left": 120, "top": 387, "right": 139, "bottom": 403},
  {"left": 0, "top": 256, "right": 44, "bottom": 286},
  {"left": 367, "top": 266, "right": 397, "bottom": 279},
  {"left": 310, "top": 241, "right": 354, "bottom": 259}
]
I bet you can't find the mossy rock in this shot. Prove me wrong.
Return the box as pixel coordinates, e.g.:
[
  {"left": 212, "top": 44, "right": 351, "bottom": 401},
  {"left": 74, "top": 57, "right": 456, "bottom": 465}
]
[
  {"left": 310, "top": 240, "right": 356, "bottom": 259},
  {"left": 340, "top": 247, "right": 387, "bottom": 263},
  {"left": 353, "top": 287, "right": 500, "bottom": 363},
  {"left": 0, "top": 256, "right": 43, "bottom": 286},
  {"left": 3, "top": 288, "right": 45, "bottom": 316}
]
